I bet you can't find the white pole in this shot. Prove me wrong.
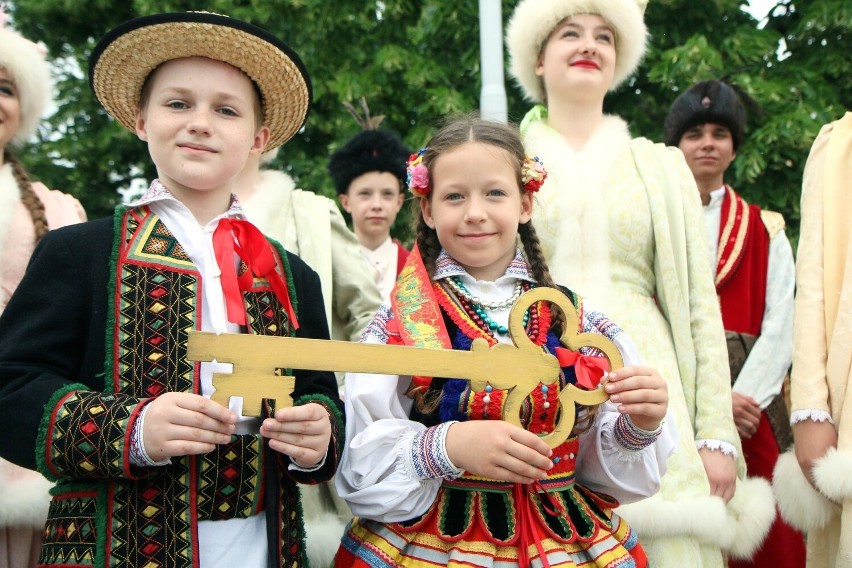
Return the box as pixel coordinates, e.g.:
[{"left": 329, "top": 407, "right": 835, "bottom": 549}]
[{"left": 479, "top": 0, "right": 507, "bottom": 123}]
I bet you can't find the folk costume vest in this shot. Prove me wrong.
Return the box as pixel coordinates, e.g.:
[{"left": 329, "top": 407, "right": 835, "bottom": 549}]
[
  {"left": 714, "top": 186, "right": 770, "bottom": 337},
  {"left": 37, "top": 206, "right": 308, "bottom": 568}
]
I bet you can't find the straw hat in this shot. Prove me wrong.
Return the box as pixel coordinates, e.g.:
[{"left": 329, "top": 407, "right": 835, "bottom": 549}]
[
  {"left": 507, "top": 0, "right": 649, "bottom": 102},
  {"left": 88, "top": 12, "right": 311, "bottom": 150},
  {"left": 0, "top": 25, "right": 52, "bottom": 146}
]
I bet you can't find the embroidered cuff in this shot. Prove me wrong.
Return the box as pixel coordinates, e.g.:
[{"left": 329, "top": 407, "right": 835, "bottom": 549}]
[
  {"left": 408, "top": 421, "right": 464, "bottom": 481},
  {"left": 129, "top": 403, "right": 172, "bottom": 468},
  {"left": 695, "top": 438, "right": 738, "bottom": 458},
  {"left": 790, "top": 409, "right": 833, "bottom": 425},
  {"left": 613, "top": 414, "right": 662, "bottom": 452}
]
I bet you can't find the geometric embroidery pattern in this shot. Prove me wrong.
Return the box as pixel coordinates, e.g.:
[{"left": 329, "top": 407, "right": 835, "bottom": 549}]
[
  {"left": 45, "top": 391, "right": 140, "bottom": 480},
  {"left": 197, "top": 434, "right": 264, "bottom": 520},
  {"left": 244, "top": 287, "right": 292, "bottom": 337},
  {"left": 38, "top": 489, "right": 98, "bottom": 566},
  {"left": 56, "top": 207, "right": 313, "bottom": 567}
]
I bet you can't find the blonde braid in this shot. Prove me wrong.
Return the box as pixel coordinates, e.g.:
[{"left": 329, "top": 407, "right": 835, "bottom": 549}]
[{"left": 5, "top": 150, "right": 49, "bottom": 242}]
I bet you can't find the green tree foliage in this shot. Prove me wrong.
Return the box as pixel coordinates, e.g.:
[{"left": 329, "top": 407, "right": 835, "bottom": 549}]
[{"left": 9, "top": 0, "right": 850, "bottom": 244}]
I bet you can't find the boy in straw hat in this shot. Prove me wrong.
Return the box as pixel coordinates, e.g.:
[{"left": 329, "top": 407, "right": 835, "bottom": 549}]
[{"left": 0, "top": 12, "right": 343, "bottom": 568}]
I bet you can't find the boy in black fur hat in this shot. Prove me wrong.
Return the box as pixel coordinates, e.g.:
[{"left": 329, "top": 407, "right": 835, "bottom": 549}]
[{"left": 329, "top": 129, "right": 411, "bottom": 301}]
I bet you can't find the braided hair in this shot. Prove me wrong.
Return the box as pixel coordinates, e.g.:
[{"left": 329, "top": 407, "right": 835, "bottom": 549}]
[
  {"left": 408, "top": 116, "right": 577, "bottom": 413},
  {"left": 4, "top": 149, "right": 48, "bottom": 242}
]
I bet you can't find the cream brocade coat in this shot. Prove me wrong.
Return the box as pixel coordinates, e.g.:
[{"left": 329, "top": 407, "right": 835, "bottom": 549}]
[
  {"left": 773, "top": 112, "right": 852, "bottom": 568},
  {"left": 522, "top": 108, "right": 775, "bottom": 567}
]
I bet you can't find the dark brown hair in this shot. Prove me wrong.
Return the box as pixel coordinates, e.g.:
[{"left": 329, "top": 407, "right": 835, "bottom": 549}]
[
  {"left": 410, "top": 115, "right": 567, "bottom": 411},
  {"left": 4, "top": 150, "right": 48, "bottom": 242}
]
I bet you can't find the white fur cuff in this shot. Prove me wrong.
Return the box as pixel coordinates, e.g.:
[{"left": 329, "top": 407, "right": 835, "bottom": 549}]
[
  {"left": 772, "top": 450, "right": 839, "bottom": 532},
  {"left": 616, "top": 476, "right": 774, "bottom": 558},
  {"left": 0, "top": 472, "right": 53, "bottom": 529}
]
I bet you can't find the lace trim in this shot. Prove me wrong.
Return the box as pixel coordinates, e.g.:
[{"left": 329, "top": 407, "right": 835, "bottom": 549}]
[
  {"left": 790, "top": 409, "right": 834, "bottom": 425},
  {"left": 695, "top": 438, "right": 738, "bottom": 458},
  {"left": 129, "top": 403, "right": 172, "bottom": 467}
]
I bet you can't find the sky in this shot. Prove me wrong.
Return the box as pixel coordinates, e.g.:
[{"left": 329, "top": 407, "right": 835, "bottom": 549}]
[{"left": 744, "top": 0, "right": 779, "bottom": 21}]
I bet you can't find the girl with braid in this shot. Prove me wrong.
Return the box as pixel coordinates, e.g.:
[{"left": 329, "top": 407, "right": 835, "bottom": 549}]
[
  {"left": 0, "top": 11, "right": 85, "bottom": 568},
  {"left": 334, "top": 116, "right": 675, "bottom": 568}
]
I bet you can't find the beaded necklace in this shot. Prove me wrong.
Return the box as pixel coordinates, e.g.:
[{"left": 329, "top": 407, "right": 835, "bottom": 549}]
[{"left": 434, "top": 277, "right": 550, "bottom": 346}]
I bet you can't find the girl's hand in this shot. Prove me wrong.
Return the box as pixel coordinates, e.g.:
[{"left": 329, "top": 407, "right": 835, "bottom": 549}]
[
  {"left": 260, "top": 403, "right": 331, "bottom": 468},
  {"left": 604, "top": 366, "right": 668, "bottom": 431},
  {"left": 445, "top": 421, "right": 552, "bottom": 484},
  {"left": 793, "top": 419, "right": 838, "bottom": 490},
  {"left": 143, "top": 392, "right": 237, "bottom": 462}
]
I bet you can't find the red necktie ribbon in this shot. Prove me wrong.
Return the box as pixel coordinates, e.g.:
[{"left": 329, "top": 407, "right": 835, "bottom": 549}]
[{"left": 212, "top": 218, "right": 298, "bottom": 329}]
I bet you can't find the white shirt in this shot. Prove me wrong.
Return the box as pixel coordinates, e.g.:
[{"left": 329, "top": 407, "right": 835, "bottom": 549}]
[
  {"left": 704, "top": 186, "right": 795, "bottom": 408},
  {"left": 335, "top": 251, "right": 676, "bottom": 522},
  {"left": 130, "top": 182, "right": 267, "bottom": 568},
  {"left": 360, "top": 236, "right": 399, "bottom": 303}
]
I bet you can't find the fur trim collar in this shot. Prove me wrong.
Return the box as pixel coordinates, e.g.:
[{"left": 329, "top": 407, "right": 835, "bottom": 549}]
[
  {"left": 239, "top": 168, "right": 297, "bottom": 231},
  {"left": 524, "top": 112, "right": 630, "bottom": 310},
  {"left": 507, "top": 0, "right": 648, "bottom": 102}
]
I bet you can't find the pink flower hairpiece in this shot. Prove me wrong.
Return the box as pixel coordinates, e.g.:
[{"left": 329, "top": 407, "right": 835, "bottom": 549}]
[
  {"left": 406, "top": 148, "right": 430, "bottom": 197},
  {"left": 521, "top": 156, "right": 547, "bottom": 193}
]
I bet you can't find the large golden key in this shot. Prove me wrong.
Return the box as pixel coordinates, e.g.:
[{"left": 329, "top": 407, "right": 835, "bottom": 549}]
[{"left": 187, "top": 287, "right": 621, "bottom": 448}]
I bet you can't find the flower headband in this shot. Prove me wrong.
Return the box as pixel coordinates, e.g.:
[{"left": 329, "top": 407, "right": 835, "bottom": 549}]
[{"left": 406, "top": 149, "right": 548, "bottom": 197}]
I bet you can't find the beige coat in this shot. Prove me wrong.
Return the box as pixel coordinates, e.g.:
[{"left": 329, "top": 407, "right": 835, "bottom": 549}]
[{"left": 774, "top": 112, "right": 852, "bottom": 568}]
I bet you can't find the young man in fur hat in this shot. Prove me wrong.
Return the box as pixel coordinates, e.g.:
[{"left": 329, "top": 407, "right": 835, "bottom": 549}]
[
  {"left": 0, "top": 12, "right": 343, "bottom": 568},
  {"left": 329, "top": 129, "right": 411, "bottom": 302},
  {"left": 665, "top": 80, "right": 805, "bottom": 567}
]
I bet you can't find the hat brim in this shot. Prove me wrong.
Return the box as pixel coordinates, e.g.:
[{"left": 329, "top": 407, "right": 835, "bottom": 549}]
[{"left": 89, "top": 12, "right": 311, "bottom": 150}]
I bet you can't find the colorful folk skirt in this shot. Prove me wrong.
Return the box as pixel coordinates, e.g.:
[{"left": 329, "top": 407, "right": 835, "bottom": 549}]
[{"left": 335, "top": 442, "right": 646, "bottom": 568}]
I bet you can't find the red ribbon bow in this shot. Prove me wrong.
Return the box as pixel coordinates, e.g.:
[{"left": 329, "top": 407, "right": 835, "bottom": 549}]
[
  {"left": 554, "top": 347, "right": 609, "bottom": 390},
  {"left": 212, "top": 218, "right": 298, "bottom": 329}
]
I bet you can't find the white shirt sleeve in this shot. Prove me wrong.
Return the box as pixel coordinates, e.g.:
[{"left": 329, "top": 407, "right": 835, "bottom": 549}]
[
  {"left": 334, "top": 349, "right": 443, "bottom": 522},
  {"left": 732, "top": 231, "right": 795, "bottom": 408}
]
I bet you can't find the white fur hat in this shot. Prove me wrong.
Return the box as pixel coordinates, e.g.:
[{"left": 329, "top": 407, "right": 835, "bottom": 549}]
[
  {"left": 0, "top": 26, "right": 52, "bottom": 146},
  {"left": 507, "top": 0, "right": 649, "bottom": 102}
]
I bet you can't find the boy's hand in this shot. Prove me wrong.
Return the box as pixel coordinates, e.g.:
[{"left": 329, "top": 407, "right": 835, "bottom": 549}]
[
  {"left": 260, "top": 403, "right": 331, "bottom": 468},
  {"left": 445, "top": 421, "right": 553, "bottom": 484},
  {"left": 731, "top": 392, "right": 761, "bottom": 439},
  {"left": 143, "top": 392, "right": 237, "bottom": 462},
  {"left": 604, "top": 366, "right": 668, "bottom": 431}
]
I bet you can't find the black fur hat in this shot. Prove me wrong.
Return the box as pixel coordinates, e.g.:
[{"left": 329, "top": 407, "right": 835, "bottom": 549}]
[
  {"left": 664, "top": 80, "right": 747, "bottom": 150},
  {"left": 328, "top": 129, "right": 411, "bottom": 195}
]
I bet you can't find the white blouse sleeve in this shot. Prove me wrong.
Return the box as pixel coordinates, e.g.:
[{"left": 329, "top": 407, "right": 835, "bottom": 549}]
[
  {"left": 334, "top": 342, "right": 444, "bottom": 522},
  {"left": 576, "top": 309, "right": 677, "bottom": 504}
]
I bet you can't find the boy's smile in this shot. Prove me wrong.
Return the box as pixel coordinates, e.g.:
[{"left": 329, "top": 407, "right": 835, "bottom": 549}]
[
  {"left": 421, "top": 142, "right": 533, "bottom": 281},
  {"left": 135, "top": 56, "right": 269, "bottom": 221}
]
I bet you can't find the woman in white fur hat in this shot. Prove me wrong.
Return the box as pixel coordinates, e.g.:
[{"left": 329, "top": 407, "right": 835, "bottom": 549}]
[
  {"left": 0, "top": 9, "right": 86, "bottom": 568},
  {"left": 507, "top": 1, "right": 775, "bottom": 566}
]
